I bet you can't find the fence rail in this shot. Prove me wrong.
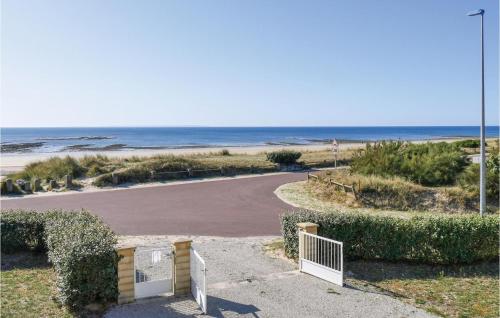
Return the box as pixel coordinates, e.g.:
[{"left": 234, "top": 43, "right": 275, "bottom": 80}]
[
  {"left": 307, "top": 173, "right": 357, "bottom": 198},
  {"left": 299, "top": 231, "right": 343, "bottom": 286}
]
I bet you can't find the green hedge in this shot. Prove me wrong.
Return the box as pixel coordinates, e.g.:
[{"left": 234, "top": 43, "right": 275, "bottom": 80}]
[
  {"left": 281, "top": 210, "right": 499, "bottom": 264},
  {"left": 1, "top": 210, "right": 47, "bottom": 253},
  {"left": 0, "top": 210, "right": 118, "bottom": 309}
]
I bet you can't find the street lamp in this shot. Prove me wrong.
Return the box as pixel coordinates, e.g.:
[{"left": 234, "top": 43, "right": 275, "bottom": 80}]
[{"left": 467, "top": 9, "right": 486, "bottom": 216}]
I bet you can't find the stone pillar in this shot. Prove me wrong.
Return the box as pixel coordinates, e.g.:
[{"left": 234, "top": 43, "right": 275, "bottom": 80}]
[
  {"left": 64, "top": 175, "right": 72, "bottom": 188},
  {"left": 33, "top": 178, "right": 41, "bottom": 192},
  {"left": 116, "top": 246, "right": 135, "bottom": 304},
  {"left": 112, "top": 173, "right": 119, "bottom": 185},
  {"left": 173, "top": 239, "right": 192, "bottom": 295},
  {"left": 297, "top": 222, "right": 319, "bottom": 269},
  {"left": 5, "top": 179, "right": 13, "bottom": 193}
]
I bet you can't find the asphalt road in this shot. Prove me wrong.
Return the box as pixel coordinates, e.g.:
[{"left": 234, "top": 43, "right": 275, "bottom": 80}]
[{"left": 0, "top": 173, "right": 306, "bottom": 236}]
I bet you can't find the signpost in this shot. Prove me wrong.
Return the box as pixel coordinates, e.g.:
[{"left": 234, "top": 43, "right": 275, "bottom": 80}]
[{"left": 332, "top": 139, "right": 338, "bottom": 168}]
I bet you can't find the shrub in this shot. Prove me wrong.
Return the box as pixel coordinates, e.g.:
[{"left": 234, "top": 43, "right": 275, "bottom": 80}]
[
  {"left": 219, "top": 149, "right": 231, "bottom": 156},
  {"left": 1, "top": 210, "right": 46, "bottom": 253},
  {"left": 266, "top": 150, "right": 302, "bottom": 165},
  {"left": 10, "top": 156, "right": 85, "bottom": 182},
  {"left": 45, "top": 211, "right": 118, "bottom": 308},
  {"left": 458, "top": 153, "right": 499, "bottom": 201},
  {"left": 281, "top": 210, "right": 499, "bottom": 264},
  {"left": 0, "top": 209, "right": 118, "bottom": 309},
  {"left": 351, "top": 141, "right": 467, "bottom": 186},
  {"left": 453, "top": 139, "right": 481, "bottom": 148}
]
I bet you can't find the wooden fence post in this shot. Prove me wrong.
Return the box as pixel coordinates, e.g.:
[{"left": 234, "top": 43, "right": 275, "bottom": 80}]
[
  {"left": 5, "top": 179, "right": 13, "bottom": 193},
  {"left": 33, "top": 178, "right": 41, "bottom": 192},
  {"left": 64, "top": 175, "right": 72, "bottom": 188}
]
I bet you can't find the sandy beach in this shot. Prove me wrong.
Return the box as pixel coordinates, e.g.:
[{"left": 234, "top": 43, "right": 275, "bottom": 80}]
[{"left": 1, "top": 137, "right": 492, "bottom": 176}]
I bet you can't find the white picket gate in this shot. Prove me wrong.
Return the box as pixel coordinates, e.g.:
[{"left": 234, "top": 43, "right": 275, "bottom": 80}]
[
  {"left": 190, "top": 248, "right": 207, "bottom": 314},
  {"left": 299, "top": 231, "right": 343, "bottom": 286},
  {"left": 134, "top": 247, "right": 173, "bottom": 299}
]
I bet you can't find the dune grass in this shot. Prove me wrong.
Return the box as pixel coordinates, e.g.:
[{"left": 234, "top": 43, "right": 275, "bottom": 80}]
[
  {"left": 9, "top": 156, "right": 85, "bottom": 182},
  {"left": 307, "top": 170, "right": 481, "bottom": 213},
  {"left": 6, "top": 149, "right": 353, "bottom": 189}
]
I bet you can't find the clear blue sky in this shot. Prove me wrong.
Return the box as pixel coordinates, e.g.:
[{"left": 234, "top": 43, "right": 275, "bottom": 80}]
[{"left": 1, "top": 0, "right": 498, "bottom": 127}]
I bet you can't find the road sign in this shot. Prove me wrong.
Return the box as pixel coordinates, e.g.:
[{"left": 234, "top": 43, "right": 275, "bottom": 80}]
[{"left": 332, "top": 139, "right": 338, "bottom": 153}]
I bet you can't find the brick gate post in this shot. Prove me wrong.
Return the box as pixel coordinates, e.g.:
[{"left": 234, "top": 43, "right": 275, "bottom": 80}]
[
  {"left": 116, "top": 246, "right": 136, "bottom": 304},
  {"left": 172, "top": 239, "right": 192, "bottom": 295}
]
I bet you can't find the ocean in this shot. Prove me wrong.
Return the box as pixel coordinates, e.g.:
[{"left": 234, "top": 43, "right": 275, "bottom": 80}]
[{"left": 1, "top": 126, "right": 499, "bottom": 154}]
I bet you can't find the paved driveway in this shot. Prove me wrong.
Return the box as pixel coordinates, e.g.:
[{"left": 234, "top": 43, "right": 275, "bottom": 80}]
[
  {"left": 0, "top": 173, "right": 306, "bottom": 236},
  {"left": 106, "top": 237, "right": 434, "bottom": 318}
]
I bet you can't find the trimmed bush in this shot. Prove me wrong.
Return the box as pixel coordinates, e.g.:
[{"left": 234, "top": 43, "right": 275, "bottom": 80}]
[
  {"left": 0, "top": 210, "right": 118, "bottom": 309},
  {"left": 266, "top": 150, "right": 302, "bottom": 165},
  {"left": 351, "top": 141, "right": 467, "bottom": 186},
  {"left": 1, "top": 210, "right": 46, "bottom": 253},
  {"left": 45, "top": 211, "right": 118, "bottom": 308},
  {"left": 281, "top": 210, "right": 499, "bottom": 264}
]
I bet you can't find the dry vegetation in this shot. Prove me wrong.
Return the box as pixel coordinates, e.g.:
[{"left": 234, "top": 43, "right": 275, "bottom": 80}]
[
  {"left": 4, "top": 149, "right": 356, "bottom": 192},
  {"left": 307, "top": 170, "right": 481, "bottom": 213}
]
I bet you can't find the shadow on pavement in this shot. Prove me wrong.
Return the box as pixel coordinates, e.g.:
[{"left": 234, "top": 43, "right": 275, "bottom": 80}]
[
  {"left": 207, "top": 295, "right": 260, "bottom": 317},
  {"left": 105, "top": 294, "right": 261, "bottom": 318}
]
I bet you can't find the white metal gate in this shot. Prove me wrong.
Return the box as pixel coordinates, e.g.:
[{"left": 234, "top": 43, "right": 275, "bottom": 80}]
[
  {"left": 190, "top": 248, "right": 207, "bottom": 314},
  {"left": 134, "top": 247, "right": 173, "bottom": 299},
  {"left": 299, "top": 231, "right": 343, "bottom": 286}
]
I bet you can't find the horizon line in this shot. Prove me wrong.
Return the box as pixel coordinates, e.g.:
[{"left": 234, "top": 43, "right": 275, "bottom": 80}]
[{"left": 1, "top": 124, "right": 500, "bottom": 129}]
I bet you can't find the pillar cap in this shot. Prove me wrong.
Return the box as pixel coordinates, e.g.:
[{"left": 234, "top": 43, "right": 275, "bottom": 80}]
[
  {"left": 115, "top": 245, "right": 136, "bottom": 251},
  {"left": 297, "top": 222, "right": 319, "bottom": 229},
  {"left": 173, "top": 239, "right": 192, "bottom": 246}
]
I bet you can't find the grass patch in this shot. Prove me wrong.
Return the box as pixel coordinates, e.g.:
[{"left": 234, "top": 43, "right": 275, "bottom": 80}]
[
  {"left": 347, "top": 260, "right": 499, "bottom": 318},
  {"left": 0, "top": 252, "right": 72, "bottom": 318},
  {"left": 277, "top": 180, "right": 463, "bottom": 218},
  {"left": 307, "top": 170, "right": 483, "bottom": 213}
]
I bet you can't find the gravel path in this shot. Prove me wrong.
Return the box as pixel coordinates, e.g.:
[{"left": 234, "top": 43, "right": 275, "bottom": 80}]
[{"left": 106, "top": 237, "right": 435, "bottom": 318}]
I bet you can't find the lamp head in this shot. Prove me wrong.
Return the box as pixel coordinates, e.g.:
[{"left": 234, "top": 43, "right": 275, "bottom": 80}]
[{"left": 467, "top": 9, "right": 484, "bottom": 16}]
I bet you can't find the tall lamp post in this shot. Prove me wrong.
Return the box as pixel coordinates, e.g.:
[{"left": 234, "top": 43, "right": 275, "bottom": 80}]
[{"left": 467, "top": 9, "right": 486, "bottom": 216}]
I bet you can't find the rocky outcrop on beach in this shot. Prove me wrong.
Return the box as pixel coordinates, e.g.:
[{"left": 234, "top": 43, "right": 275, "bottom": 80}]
[{"left": 1, "top": 142, "right": 45, "bottom": 153}]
